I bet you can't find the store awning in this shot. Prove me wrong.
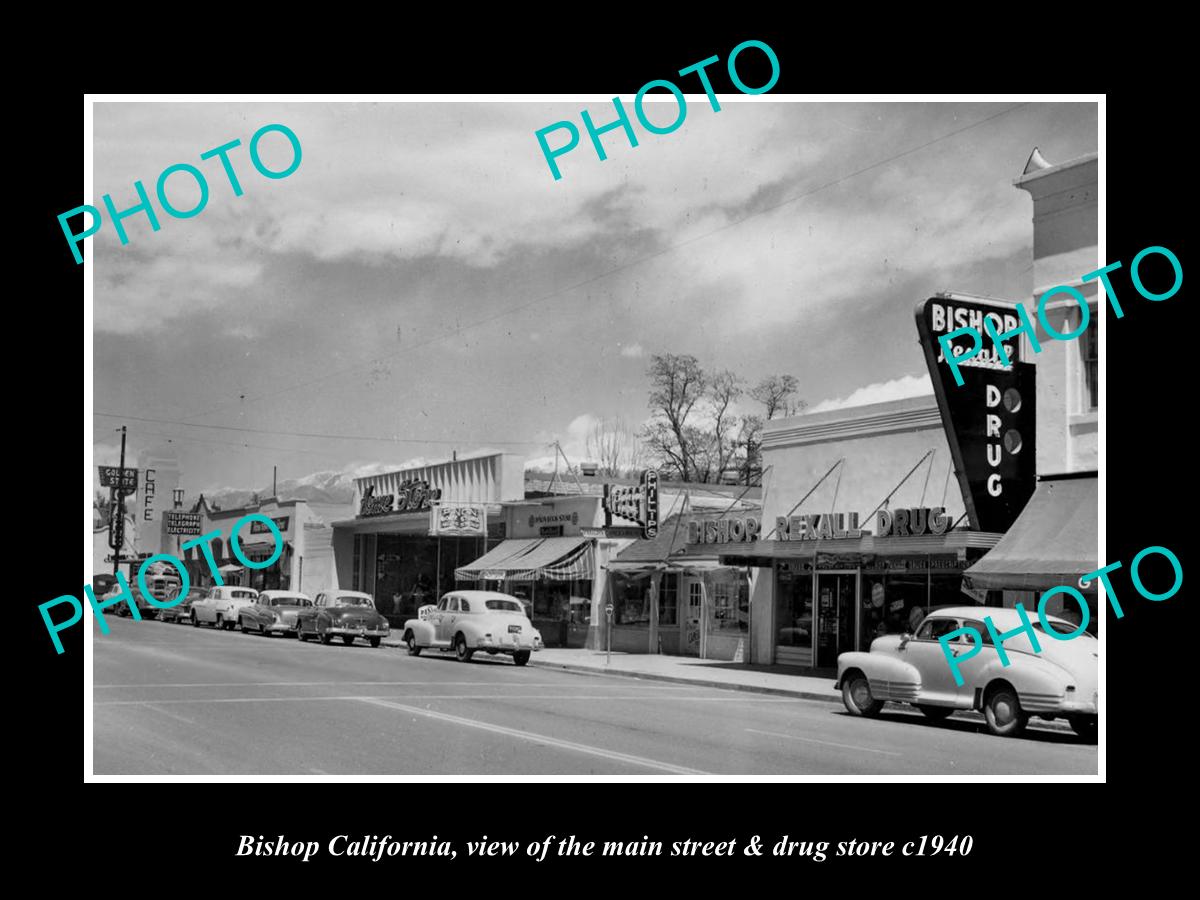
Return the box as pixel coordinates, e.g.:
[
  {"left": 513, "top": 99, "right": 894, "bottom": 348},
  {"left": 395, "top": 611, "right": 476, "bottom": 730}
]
[
  {"left": 455, "top": 537, "right": 593, "bottom": 582},
  {"left": 963, "top": 474, "right": 1098, "bottom": 594}
]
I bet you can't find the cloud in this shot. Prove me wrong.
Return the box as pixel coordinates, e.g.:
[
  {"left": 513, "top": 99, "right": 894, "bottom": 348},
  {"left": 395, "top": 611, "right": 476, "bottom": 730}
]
[
  {"left": 807, "top": 373, "right": 933, "bottom": 414},
  {"left": 619, "top": 343, "right": 645, "bottom": 358}
]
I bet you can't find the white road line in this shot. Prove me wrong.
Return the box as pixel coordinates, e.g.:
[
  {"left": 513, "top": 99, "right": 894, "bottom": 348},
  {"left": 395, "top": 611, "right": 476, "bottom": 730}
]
[
  {"left": 745, "top": 727, "right": 903, "bottom": 757},
  {"left": 357, "top": 697, "right": 710, "bottom": 775},
  {"left": 95, "top": 694, "right": 792, "bottom": 705},
  {"left": 142, "top": 704, "right": 198, "bottom": 726},
  {"left": 95, "top": 681, "right": 589, "bottom": 689}
]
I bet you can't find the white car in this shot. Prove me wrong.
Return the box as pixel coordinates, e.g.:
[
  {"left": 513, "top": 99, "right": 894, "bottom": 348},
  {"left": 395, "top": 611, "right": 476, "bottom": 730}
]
[
  {"left": 402, "top": 590, "right": 543, "bottom": 665},
  {"left": 836, "top": 606, "right": 1098, "bottom": 741},
  {"left": 191, "top": 585, "right": 260, "bottom": 631}
]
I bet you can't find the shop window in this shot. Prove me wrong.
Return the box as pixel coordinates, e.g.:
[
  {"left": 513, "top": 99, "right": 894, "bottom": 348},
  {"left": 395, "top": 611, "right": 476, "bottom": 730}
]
[
  {"left": 535, "top": 582, "right": 572, "bottom": 621},
  {"left": 775, "top": 564, "right": 813, "bottom": 647},
  {"left": 613, "top": 575, "right": 648, "bottom": 625},
  {"left": 860, "top": 572, "right": 928, "bottom": 647},
  {"left": 1080, "top": 304, "right": 1098, "bottom": 412},
  {"left": 711, "top": 579, "right": 748, "bottom": 632},
  {"left": 352, "top": 535, "right": 361, "bottom": 591},
  {"left": 659, "top": 574, "right": 678, "bottom": 626}
]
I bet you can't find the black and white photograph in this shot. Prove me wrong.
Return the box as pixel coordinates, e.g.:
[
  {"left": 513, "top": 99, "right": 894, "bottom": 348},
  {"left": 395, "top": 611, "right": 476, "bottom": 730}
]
[{"left": 77, "top": 92, "right": 1110, "bottom": 781}]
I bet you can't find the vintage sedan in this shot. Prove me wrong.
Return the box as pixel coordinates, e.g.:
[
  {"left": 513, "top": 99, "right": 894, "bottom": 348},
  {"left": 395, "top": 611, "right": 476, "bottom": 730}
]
[
  {"left": 239, "top": 590, "right": 312, "bottom": 637},
  {"left": 402, "top": 590, "right": 543, "bottom": 665},
  {"left": 157, "top": 584, "right": 196, "bottom": 624},
  {"left": 836, "top": 606, "right": 1098, "bottom": 741},
  {"left": 295, "top": 590, "right": 389, "bottom": 647},
  {"left": 190, "top": 585, "right": 260, "bottom": 630}
]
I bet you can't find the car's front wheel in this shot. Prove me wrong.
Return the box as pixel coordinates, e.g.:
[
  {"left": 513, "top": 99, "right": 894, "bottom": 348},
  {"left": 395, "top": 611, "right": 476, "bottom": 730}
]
[
  {"left": 368, "top": 637, "right": 381, "bottom": 648},
  {"left": 341, "top": 635, "right": 355, "bottom": 646},
  {"left": 297, "top": 624, "right": 308, "bottom": 642},
  {"left": 841, "top": 672, "right": 883, "bottom": 717},
  {"left": 918, "top": 704, "right": 954, "bottom": 721},
  {"left": 405, "top": 632, "right": 421, "bottom": 656},
  {"left": 319, "top": 629, "right": 332, "bottom": 645},
  {"left": 984, "top": 685, "right": 1028, "bottom": 737},
  {"left": 513, "top": 651, "right": 531, "bottom": 667},
  {"left": 215, "top": 613, "right": 225, "bottom": 630},
  {"left": 455, "top": 635, "right": 473, "bottom": 662},
  {"left": 191, "top": 612, "right": 200, "bottom": 628},
  {"left": 1069, "top": 715, "right": 1098, "bottom": 744}
]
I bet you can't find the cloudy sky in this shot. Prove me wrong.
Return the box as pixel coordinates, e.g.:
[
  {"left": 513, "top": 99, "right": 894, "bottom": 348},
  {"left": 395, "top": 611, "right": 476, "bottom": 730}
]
[{"left": 90, "top": 99, "right": 1096, "bottom": 493}]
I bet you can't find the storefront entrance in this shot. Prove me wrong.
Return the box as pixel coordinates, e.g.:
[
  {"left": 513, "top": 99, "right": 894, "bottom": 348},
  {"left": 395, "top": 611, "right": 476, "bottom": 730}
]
[{"left": 815, "top": 571, "right": 857, "bottom": 668}]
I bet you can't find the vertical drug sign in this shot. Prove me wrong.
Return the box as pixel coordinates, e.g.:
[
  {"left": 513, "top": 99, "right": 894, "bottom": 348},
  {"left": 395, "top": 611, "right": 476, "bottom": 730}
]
[{"left": 915, "top": 293, "right": 1037, "bottom": 533}]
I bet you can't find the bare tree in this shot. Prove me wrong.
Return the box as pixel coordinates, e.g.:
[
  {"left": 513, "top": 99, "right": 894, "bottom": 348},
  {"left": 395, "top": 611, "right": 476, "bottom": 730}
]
[
  {"left": 696, "top": 370, "right": 744, "bottom": 482},
  {"left": 586, "top": 417, "right": 644, "bottom": 477},
  {"left": 750, "top": 374, "right": 804, "bottom": 420},
  {"left": 640, "top": 354, "right": 707, "bottom": 482}
]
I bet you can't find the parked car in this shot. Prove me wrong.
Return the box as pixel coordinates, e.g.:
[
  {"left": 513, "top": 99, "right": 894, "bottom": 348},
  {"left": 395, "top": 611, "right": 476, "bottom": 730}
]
[
  {"left": 296, "top": 591, "right": 389, "bottom": 647},
  {"left": 190, "top": 585, "right": 260, "bottom": 630},
  {"left": 835, "top": 606, "right": 1098, "bottom": 741},
  {"left": 111, "top": 571, "right": 181, "bottom": 620},
  {"left": 402, "top": 590, "right": 543, "bottom": 665},
  {"left": 239, "top": 590, "right": 312, "bottom": 637},
  {"left": 157, "top": 584, "right": 196, "bottom": 623}
]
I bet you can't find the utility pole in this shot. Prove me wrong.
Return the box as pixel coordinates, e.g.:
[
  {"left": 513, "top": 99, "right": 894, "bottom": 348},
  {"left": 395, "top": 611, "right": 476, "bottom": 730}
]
[
  {"left": 112, "top": 425, "right": 127, "bottom": 577},
  {"left": 273, "top": 465, "right": 277, "bottom": 498}
]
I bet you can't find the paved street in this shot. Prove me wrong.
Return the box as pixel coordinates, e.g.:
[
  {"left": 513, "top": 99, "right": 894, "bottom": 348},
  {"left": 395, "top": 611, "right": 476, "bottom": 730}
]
[{"left": 93, "top": 617, "right": 1097, "bottom": 776}]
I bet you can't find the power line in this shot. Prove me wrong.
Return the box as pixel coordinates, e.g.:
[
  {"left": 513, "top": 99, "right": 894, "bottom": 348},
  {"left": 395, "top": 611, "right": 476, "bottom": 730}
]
[
  {"left": 92, "top": 411, "right": 547, "bottom": 447},
  {"left": 162, "top": 103, "right": 1031, "bottom": 425}
]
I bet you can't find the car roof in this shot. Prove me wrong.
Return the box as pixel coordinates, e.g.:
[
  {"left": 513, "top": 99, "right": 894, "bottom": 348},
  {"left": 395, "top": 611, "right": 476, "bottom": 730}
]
[
  {"left": 218, "top": 585, "right": 258, "bottom": 594},
  {"left": 260, "top": 590, "right": 310, "bottom": 599},
  {"left": 328, "top": 590, "right": 372, "bottom": 599},
  {"left": 444, "top": 590, "right": 523, "bottom": 602},
  {"left": 924, "top": 606, "right": 1077, "bottom": 628}
]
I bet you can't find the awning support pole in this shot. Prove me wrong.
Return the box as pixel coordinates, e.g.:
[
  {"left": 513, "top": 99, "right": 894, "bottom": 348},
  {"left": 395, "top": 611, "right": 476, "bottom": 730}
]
[
  {"left": 861, "top": 449, "right": 936, "bottom": 528},
  {"left": 762, "top": 458, "right": 845, "bottom": 540}
]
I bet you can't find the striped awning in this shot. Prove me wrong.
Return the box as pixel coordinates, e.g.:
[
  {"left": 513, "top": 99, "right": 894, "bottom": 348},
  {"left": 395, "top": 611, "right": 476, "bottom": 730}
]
[{"left": 456, "top": 537, "right": 594, "bottom": 582}]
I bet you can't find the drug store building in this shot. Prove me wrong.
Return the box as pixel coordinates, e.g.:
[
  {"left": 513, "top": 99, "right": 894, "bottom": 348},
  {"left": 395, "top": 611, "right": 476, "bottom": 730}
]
[{"left": 717, "top": 395, "right": 1021, "bottom": 670}]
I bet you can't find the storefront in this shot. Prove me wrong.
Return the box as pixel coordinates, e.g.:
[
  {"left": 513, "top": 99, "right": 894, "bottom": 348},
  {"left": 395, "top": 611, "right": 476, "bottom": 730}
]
[
  {"left": 332, "top": 452, "right": 526, "bottom": 624},
  {"left": 720, "top": 516, "right": 1001, "bottom": 669},
  {"left": 179, "top": 497, "right": 320, "bottom": 594},
  {"left": 711, "top": 394, "right": 1022, "bottom": 670},
  {"left": 606, "top": 511, "right": 754, "bottom": 660},
  {"left": 455, "top": 494, "right": 625, "bottom": 648}
]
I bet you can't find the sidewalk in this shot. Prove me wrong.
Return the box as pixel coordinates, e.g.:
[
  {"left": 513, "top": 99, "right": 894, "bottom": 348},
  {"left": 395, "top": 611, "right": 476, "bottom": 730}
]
[{"left": 528, "top": 648, "right": 1074, "bottom": 735}]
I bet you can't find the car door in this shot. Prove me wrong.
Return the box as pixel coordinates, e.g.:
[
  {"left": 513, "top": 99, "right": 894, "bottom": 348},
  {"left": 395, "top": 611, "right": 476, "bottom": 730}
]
[
  {"left": 195, "top": 587, "right": 215, "bottom": 622},
  {"left": 434, "top": 596, "right": 456, "bottom": 645},
  {"left": 904, "top": 616, "right": 969, "bottom": 706}
]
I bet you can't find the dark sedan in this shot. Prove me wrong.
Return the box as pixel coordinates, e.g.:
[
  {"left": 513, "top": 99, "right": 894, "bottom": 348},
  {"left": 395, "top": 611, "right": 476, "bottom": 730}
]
[
  {"left": 296, "top": 590, "right": 389, "bottom": 647},
  {"left": 239, "top": 590, "right": 312, "bottom": 636}
]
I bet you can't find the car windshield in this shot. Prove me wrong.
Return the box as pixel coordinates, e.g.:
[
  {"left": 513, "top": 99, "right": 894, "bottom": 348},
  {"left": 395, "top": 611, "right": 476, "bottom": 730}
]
[
  {"left": 332, "top": 596, "right": 373, "bottom": 607},
  {"left": 485, "top": 599, "right": 524, "bottom": 613}
]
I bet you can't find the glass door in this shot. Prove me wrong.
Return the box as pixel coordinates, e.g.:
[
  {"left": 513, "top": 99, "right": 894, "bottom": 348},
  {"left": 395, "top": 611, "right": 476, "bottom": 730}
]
[{"left": 816, "top": 572, "right": 858, "bottom": 668}]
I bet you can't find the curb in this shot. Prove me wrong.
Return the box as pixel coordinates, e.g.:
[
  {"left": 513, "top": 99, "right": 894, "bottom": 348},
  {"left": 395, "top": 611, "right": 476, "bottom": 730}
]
[{"left": 528, "top": 659, "right": 1076, "bottom": 735}]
